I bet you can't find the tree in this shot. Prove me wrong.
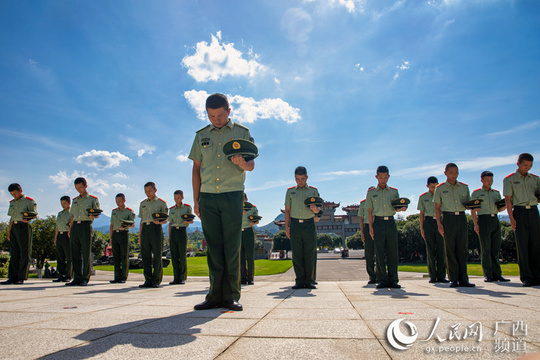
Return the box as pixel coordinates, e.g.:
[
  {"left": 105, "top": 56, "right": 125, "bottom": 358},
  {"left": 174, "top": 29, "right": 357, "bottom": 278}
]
[
  {"left": 346, "top": 231, "right": 363, "bottom": 250},
  {"left": 92, "top": 231, "right": 109, "bottom": 259},
  {"left": 317, "top": 233, "right": 334, "bottom": 249},
  {"left": 272, "top": 230, "right": 291, "bottom": 258},
  {"left": 31, "top": 216, "right": 56, "bottom": 270}
]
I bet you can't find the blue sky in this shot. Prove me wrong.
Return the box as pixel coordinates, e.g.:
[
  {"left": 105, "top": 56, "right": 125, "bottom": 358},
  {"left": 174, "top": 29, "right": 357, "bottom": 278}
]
[{"left": 1, "top": 0, "right": 539, "bottom": 224}]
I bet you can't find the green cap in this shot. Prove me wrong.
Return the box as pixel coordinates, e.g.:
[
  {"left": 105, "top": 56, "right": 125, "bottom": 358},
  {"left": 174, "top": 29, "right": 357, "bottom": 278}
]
[
  {"left": 182, "top": 213, "right": 196, "bottom": 221},
  {"left": 152, "top": 212, "right": 169, "bottom": 220},
  {"left": 87, "top": 208, "right": 103, "bottom": 215},
  {"left": 120, "top": 219, "right": 134, "bottom": 227},
  {"left": 20, "top": 211, "right": 38, "bottom": 219},
  {"left": 391, "top": 198, "right": 410, "bottom": 209},
  {"left": 304, "top": 196, "right": 324, "bottom": 207},
  {"left": 243, "top": 202, "right": 254, "bottom": 211},
  {"left": 464, "top": 199, "right": 483, "bottom": 210},
  {"left": 223, "top": 139, "right": 258, "bottom": 161},
  {"left": 496, "top": 199, "right": 506, "bottom": 210},
  {"left": 248, "top": 215, "right": 262, "bottom": 222}
]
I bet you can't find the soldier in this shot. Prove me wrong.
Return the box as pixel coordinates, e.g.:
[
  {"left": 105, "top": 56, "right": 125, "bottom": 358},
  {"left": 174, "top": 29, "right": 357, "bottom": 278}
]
[
  {"left": 285, "top": 166, "right": 320, "bottom": 290},
  {"left": 471, "top": 171, "right": 510, "bottom": 283},
  {"left": 418, "top": 177, "right": 448, "bottom": 283},
  {"left": 189, "top": 93, "right": 255, "bottom": 311},
  {"left": 138, "top": 182, "right": 167, "bottom": 288},
  {"left": 434, "top": 163, "right": 475, "bottom": 288},
  {"left": 66, "top": 177, "right": 100, "bottom": 286},
  {"left": 1, "top": 183, "right": 37, "bottom": 285},
  {"left": 358, "top": 186, "right": 376, "bottom": 285},
  {"left": 168, "top": 190, "right": 193, "bottom": 285},
  {"left": 503, "top": 153, "right": 540, "bottom": 286},
  {"left": 109, "top": 193, "right": 135, "bottom": 284},
  {"left": 53, "top": 196, "right": 72, "bottom": 283},
  {"left": 241, "top": 194, "right": 259, "bottom": 285},
  {"left": 366, "top": 166, "right": 406, "bottom": 289}
]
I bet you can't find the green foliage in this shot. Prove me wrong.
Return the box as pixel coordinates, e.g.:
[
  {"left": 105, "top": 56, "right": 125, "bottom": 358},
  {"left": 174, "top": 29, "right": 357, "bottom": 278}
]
[
  {"left": 397, "top": 216, "right": 425, "bottom": 261},
  {"left": 272, "top": 230, "right": 291, "bottom": 252},
  {"left": 0, "top": 221, "right": 9, "bottom": 248},
  {"left": 346, "top": 231, "right": 363, "bottom": 250},
  {"left": 92, "top": 230, "right": 109, "bottom": 259},
  {"left": 31, "top": 216, "right": 57, "bottom": 269},
  {"left": 317, "top": 233, "right": 334, "bottom": 249}
]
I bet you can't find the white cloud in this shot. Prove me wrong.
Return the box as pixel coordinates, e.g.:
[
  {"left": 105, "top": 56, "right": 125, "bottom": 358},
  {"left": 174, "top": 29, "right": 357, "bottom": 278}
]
[
  {"left": 246, "top": 179, "right": 292, "bottom": 192},
  {"left": 126, "top": 138, "right": 156, "bottom": 157},
  {"left": 321, "top": 170, "right": 372, "bottom": 177},
  {"left": 184, "top": 90, "right": 301, "bottom": 124},
  {"left": 393, "top": 60, "right": 410, "bottom": 80},
  {"left": 75, "top": 150, "right": 131, "bottom": 170},
  {"left": 304, "top": 0, "right": 365, "bottom": 13},
  {"left": 181, "top": 32, "right": 267, "bottom": 82},
  {"left": 112, "top": 172, "right": 128, "bottom": 179},
  {"left": 177, "top": 154, "right": 189, "bottom": 162},
  {"left": 274, "top": 77, "right": 281, "bottom": 85},
  {"left": 355, "top": 63, "right": 364, "bottom": 72},
  {"left": 487, "top": 120, "right": 540, "bottom": 137},
  {"left": 49, "top": 170, "right": 88, "bottom": 189},
  {"left": 111, "top": 183, "right": 127, "bottom": 190},
  {"left": 49, "top": 170, "right": 129, "bottom": 197}
]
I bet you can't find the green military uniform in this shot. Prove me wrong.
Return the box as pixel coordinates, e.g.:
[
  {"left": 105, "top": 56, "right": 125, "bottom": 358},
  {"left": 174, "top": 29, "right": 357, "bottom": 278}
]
[
  {"left": 70, "top": 193, "right": 99, "bottom": 283},
  {"left": 189, "top": 119, "right": 253, "bottom": 303},
  {"left": 418, "top": 191, "right": 446, "bottom": 281},
  {"left": 366, "top": 186, "right": 399, "bottom": 285},
  {"left": 503, "top": 171, "right": 540, "bottom": 284},
  {"left": 139, "top": 197, "right": 167, "bottom": 286},
  {"left": 285, "top": 184, "right": 319, "bottom": 287},
  {"left": 433, "top": 181, "right": 470, "bottom": 283},
  {"left": 7, "top": 195, "right": 36, "bottom": 282},
  {"left": 241, "top": 205, "right": 258, "bottom": 283},
  {"left": 168, "top": 203, "right": 192, "bottom": 283},
  {"left": 56, "top": 209, "right": 72, "bottom": 280},
  {"left": 358, "top": 200, "right": 376, "bottom": 282},
  {"left": 471, "top": 187, "right": 503, "bottom": 280},
  {"left": 110, "top": 206, "right": 135, "bottom": 282}
]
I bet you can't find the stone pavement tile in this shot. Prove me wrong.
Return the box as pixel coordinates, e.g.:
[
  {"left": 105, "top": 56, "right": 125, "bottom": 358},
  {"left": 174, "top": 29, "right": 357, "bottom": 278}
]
[
  {"left": 95, "top": 304, "right": 195, "bottom": 317},
  {"left": 217, "top": 338, "right": 390, "bottom": 360},
  {"left": 0, "top": 311, "right": 74, "bottom": 328},
  {"left": 244, "top": 319, "right": 375, "bottom": 339},
  {"left": 422, "top": 299, "right": 522, "bottom": 309},
  {"left": 443, "top": 308, "right": 540, "bottom": 322},
  {"left": 237, "top": 298, "right": 285, "bottom": 308},
  {"left": 276, "top": 299, "right": 353, "bottom": 309},
  {"left": 0, "top": 328, "right": 110, "bottom": 360},
  {"left": 22, "top": 313, "right": 158, "bottom": 331},
  {"left": 281, "top": 291, "right": 349, "bottom": 302},
  {"left": 179, "top": 307, "right": 273, "bottom": 320},
  {"left": 125, "top": 314, "right": 258, "bottom": 336},
  {"left": 350, "top": 300, "right": 432, "bottom": 310},
  {"left": 357, "top": 308, "right": 465, "bottom": 321},
  {"left": 265, "top": 308, "right": 361, "bottom": 320},
  {"left": 40, "top": 333, "right": 237, "bottom": 360}
]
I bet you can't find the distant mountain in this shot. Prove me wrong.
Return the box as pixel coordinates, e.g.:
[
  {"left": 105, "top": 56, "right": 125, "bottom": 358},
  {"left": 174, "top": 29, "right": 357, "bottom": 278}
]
[
  {"left": 94, "top": 219, "right": 203, "bottom": 236},
  {"left": 255, "top": 212, "right": 284, "bottom": 235}
]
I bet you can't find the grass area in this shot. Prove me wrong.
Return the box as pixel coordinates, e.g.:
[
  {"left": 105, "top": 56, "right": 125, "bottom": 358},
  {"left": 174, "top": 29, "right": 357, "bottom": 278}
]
[
  {"left": 93, "top": 256, "right": 293, "bottom": 277},
  {"left": 398, "top": 263, "right": 520, "bottom": 276}
]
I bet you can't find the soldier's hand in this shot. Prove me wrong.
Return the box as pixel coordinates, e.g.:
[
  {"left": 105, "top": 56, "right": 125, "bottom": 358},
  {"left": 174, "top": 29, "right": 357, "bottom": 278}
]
[
  {"left": 369, "top": 228, "right": 374, "bottom": 239},
  {"left": 231, "top": 154, "right": 246, "bottom": 166},
  {"left": 194, "top": 202, "right": 201, "bottom": 218},
  {"left": 420, "top": 229, "right": 426, "bottom": 241},
  {"left": 510, "top": 218, "right": 517, "bottom": 231},
  {"left": 314, "top": 217, "right": 320, "bottom": 222},
  {"left": 360, "top": 233, "right": 365, "bottom": 243},
  {"left": 285, "top": 228, "right": 290, "bottom": 239},
  {"left": 138, "top": 237, "right": 141, "bottom": 246},
  {"left": 396, "top": 206, "right": 407, "bottom": 212},
  {"left": 309, "top": 204, "right": 319, "bottom": 213},
  {"left": 438, "top": 224, "right": 444, "bottom": 237},
  {"left": 474, "top": 224, "right": 480, "bottom": 236}
]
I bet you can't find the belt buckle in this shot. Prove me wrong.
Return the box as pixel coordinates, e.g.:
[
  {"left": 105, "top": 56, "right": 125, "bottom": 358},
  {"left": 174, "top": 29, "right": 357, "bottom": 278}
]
[
  {"left": 454, "top": 212, "right": 460, "bottom": 215},
  {"left": 176, "top": 226, "right": 180, "bottom": 230},
  {"left": 383, "top": 217, "right": 389, "bottom": 221},
  {"left": 526, "top": 206, "right": 531, "bottom": 210},
  {"left": 299, "top": 219, "right": 304, "bottom": 223},
  {"left": 115, "top": 230, "right": 119, "bottom": 233},
  {"left": 491, "top": 214, "right": 495, "bottom": 217},
  {"left": 13, "top": 221, "right": 18, "bottom": 224},
  {"left": 77, "top": 221, "right": 81, "bottom": 224}
]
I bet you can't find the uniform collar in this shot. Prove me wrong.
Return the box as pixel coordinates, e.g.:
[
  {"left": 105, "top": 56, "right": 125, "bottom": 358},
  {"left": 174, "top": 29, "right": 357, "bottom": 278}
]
[
  {"left": 147, "top": 196, "right": 157, "bottom": 202},
  {"left": 445, "top": 180, "right": 460, "bottom": 187},
  {"left": 515, "top": 170, "right": 530, "bottom": 179},
  {"left": 296, "top": 183, "right": 309, "bottom": 190},
  {"left": 175, "top": 203, "right": 183, "bottom": 208},
  {"left": 482, "top": 186, "right": 492, "bottom": 191},
  {"left": 376, "top": 185, "right": 389, "bottom": 191},
  {"left": 210, "top": 119, "right": 233, "bottom": 131}
]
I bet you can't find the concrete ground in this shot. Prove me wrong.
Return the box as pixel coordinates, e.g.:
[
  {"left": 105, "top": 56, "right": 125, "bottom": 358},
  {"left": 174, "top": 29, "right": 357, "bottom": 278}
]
[{"left": 1, "top": 253, "right": 540, "bottom": 359}]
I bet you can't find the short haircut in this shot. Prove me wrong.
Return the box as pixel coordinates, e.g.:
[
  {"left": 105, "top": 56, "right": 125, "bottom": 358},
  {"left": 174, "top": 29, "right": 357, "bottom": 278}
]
[
  {"left": 445, "top": 163, "right": 458, "bottom": 172},
  {"left": 518, "top": 153, "right": 534, "bottom": 163},
  {"left": 74, "top": 177, "right": 87, "bottom": 186},
  {"left": 60, "top": 195, "right": 71, "bottom": 203},
  {"left": 376, "top": 165, "right": 389, "bottom": 174},
  {"left": 206, "top": 93, "right": 229, "bottom": 110},
  {"left": 481, "top": 171, "right": 494, "bottom": 179},
  {"left": 294, "top": 166, "right": 307, "bottom": 176},
  {"left": 8, "top": 183, "right": 22, "bottom": 192},
  {"left": 174, "top": 190, "right": 183, "bottom": 196},
  {"left": 144, "top": 182, "right": 156, "bottom": 189},
  {"left": 427, "top": 176, "right": 438, "bottom": 185},
  {"left": 115, "top": 193, "right": 125, "bottom": 200}
]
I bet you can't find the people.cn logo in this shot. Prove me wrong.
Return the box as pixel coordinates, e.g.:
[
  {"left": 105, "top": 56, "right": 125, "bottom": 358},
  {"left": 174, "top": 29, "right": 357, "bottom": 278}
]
[{"left": 386, "top": 318, "right": 419, "bottom": 350}]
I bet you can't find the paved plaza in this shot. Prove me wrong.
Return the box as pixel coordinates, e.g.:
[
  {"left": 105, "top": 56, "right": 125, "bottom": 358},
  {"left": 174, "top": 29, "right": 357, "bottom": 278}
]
[{"left": 1, "top": 254, "right": 539, "bottom": 359}]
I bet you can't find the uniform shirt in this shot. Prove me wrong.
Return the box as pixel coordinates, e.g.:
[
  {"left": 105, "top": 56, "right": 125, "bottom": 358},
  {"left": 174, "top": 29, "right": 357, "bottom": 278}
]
[
  {"left": 8, "top": 195, "right": 37, "bottom": 222},
  {"left": 365, "top": 185, "right": 399, "bottom": 217},
  {"left": 56, "top": 209, "right": 72, "bottom": 232},
  {"left": 169, "top": 203, "right": 193, "bottom": 227},
  {"left": 285, "top": 184, "right": 320, "bottom": 219},
  {"left": 242, "top": 205, "right": 259, "bottom": 229},
  {"left": 357, "top": 200, "right": 369, "bottom": 224},
  {"left": 188, "top": 120, "right": 253, "bottom": 194},
  {"left": 471, "top": 187, "right": 501, "bottom": 215},
  {"left": 433, "top": 181, "right": 470, "bottom": 212},
  {"left": 417, "top": 191, "right": 436, "bottom": 217},
  {"left": 503, "top": 171, "right": 540, "bottom": 207},
  {"left": 111, "top": 206, "right": 136, "bottom": 231},
  {"left": 138, "top": 197, "right": 168, "bottom": 223},
  {"left": 71, "top": 193, "right": 100, "bottom": 222}
]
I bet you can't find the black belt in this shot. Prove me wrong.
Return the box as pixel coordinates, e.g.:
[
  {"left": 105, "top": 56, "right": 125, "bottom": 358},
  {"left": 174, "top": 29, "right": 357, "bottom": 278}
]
[
  {"left": 114, "top": 229, "right": 129, "bottom": 233},
  {"left": 514, "top": 205, "right": 535, "bottom": 210},
  {"left": 424, "top": 216, "right": 435, "bottom": 219},
  {"left": 74, "top": 221, "right": 91, "bottom": 224},
  {"left": 291, "top": 218, "right": 313, "bottom": 223},
  {"left": 443, "top": 211, "right": 465, "bottom": 216},
  {"left": 58, "top": 231, "right": 68, "bottom": 235},
  {"left": 375, "top": 216, "right": 394, "bottom": 221},
  {"left": 478, "top": 214, "right": 497, "bottom": 218}
]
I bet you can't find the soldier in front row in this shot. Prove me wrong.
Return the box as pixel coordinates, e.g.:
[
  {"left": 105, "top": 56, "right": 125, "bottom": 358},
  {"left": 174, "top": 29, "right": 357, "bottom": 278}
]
[
  {"left": 109, "top": 193, "right": 135, "bottom": 284},
  {"left": 53, "top": 196, "right": 72, "bottom": 283},
  {"left": 358, "top": 186, "right": 376, "bottom": 285},
  {"left": 168, "top": 190, "right": 193, "bottom": 285}
]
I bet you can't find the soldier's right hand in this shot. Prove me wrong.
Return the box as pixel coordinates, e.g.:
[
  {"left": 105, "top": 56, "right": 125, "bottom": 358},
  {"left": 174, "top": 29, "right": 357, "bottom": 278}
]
[
  {"left": 285, "top": 228, "right": 290, "bottom": 239},
  {"left": 194, "top": 202, "right": 201, "bottom": 218},
  {"left": 438, "top": 224, "right": 444, "bottom": 237}
]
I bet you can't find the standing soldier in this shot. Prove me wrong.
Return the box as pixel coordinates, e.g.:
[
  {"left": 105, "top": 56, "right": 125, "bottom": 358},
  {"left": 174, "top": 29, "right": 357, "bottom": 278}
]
[
  {"left": 168, "top": 190, "right": 193, "bottom": 285},
  {"left": 189, "top": 93, "right": 255, "bottom": 311},
  {"left": 418, "top": 177, "right": 448, "bottom": 283},
  {"left": 366, "top": 166, "right": 406, "bottom": 289},
  {"left": 434, "top": 163, "right": 475, "bottom": 288},
  {"left": 241, "top": 194, "right": 259, "bottom": 285},
  {"left": 67, "top": 177, "right": 100, "bottom": 286},
  {"left": 138, "top": 182, "right": 168, "bottom": 288},
  {"left": 285, "top": 166, "right": 320, "bottom": 290},
  {"left": 109, "top": 193, "right": 135, "bottom": 284},
  {"left": 53, "top": 196, "right": 72, "bottom": 283},
  {"left": 471, "top": 171, "right": 510, "bottom": 283},
  {"left": 503, "top": 153, "right": 540, "bottom": 287},
  {"left": 358, "top": 186, "right": 376, "bottom": 285},
  {"left": 1, "top": 183, "right": 37, "bottom": 285}
]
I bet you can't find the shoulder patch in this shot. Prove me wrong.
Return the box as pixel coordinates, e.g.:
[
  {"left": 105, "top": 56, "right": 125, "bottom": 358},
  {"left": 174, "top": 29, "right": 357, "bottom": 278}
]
[
  {"left": 234, "top": 123, "right": 249, "bottom": 131},
  {"left": 26, "top": 196, "right": 34, "bottom": 201},
  {"left": 531, "top": 173, "right": 539, "bottom": 178},
  {"left": 419, "top": 191, "right": 428, "bottom": 197},
  {"left": 252, "top": 204, "right": 257, "bottom": 207},
  {"left": 169, "top": 205, "right": 175, "bottom": 209},
  {"left": 458, "top": 181, "right": 468, "bottom": 186},
  {"left": 436, "top": 183, "right": 445, "bottom": 188},
  {"left": 287, "top": 186, "right": 295, "bottom": 190},
  {"left": 492, "top": 188, "right": 499, "bottom": 192},
  {"left": 9, "top": 199, "right": 14, "bottom": 202},
  {"left": 140, "top": 199, "right": 146, "bottom": 203},
  {"left": 184, "top": 203, "right": 191, "bottom": 207},
  {"left": 89, "top": 195, "right": 98, "bottom": 198},
  {"left": 126, "top": 207, "right": 133, "bottom": 211},
  {"left": 360, "top": 199, "right": 366, "bottom": 203},
  {"left": 367, "top": 187, "right": 376, "bottom": 192},
  {"left": 112, "top": 207, "right": 118, "bottom": 211},
  {"left": 309, "top": 186, "right": 318, "bottom": 189},
  {"left": 473, "top": 188, "right": 481, "bottom": 192},
  {"left": 389, "top": 186, "right": 398, "bottom": 190},
  {"left": 159, "top": 198, "right": 166, "bottom": 203},
  {"left": 74, "top": 195, "right": 81, "bottom": 199},
  {"left": 504, "top": 173, "right": 514, "bottom": 179},
  {"left": 196, "top": 124, "right": 211, "bottom": 133}
]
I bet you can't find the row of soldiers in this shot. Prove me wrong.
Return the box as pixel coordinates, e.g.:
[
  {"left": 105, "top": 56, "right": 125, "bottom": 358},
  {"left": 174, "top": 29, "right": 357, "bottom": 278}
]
[{"left": 357, "top": 153, "right": 540, "bottom": 288}]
